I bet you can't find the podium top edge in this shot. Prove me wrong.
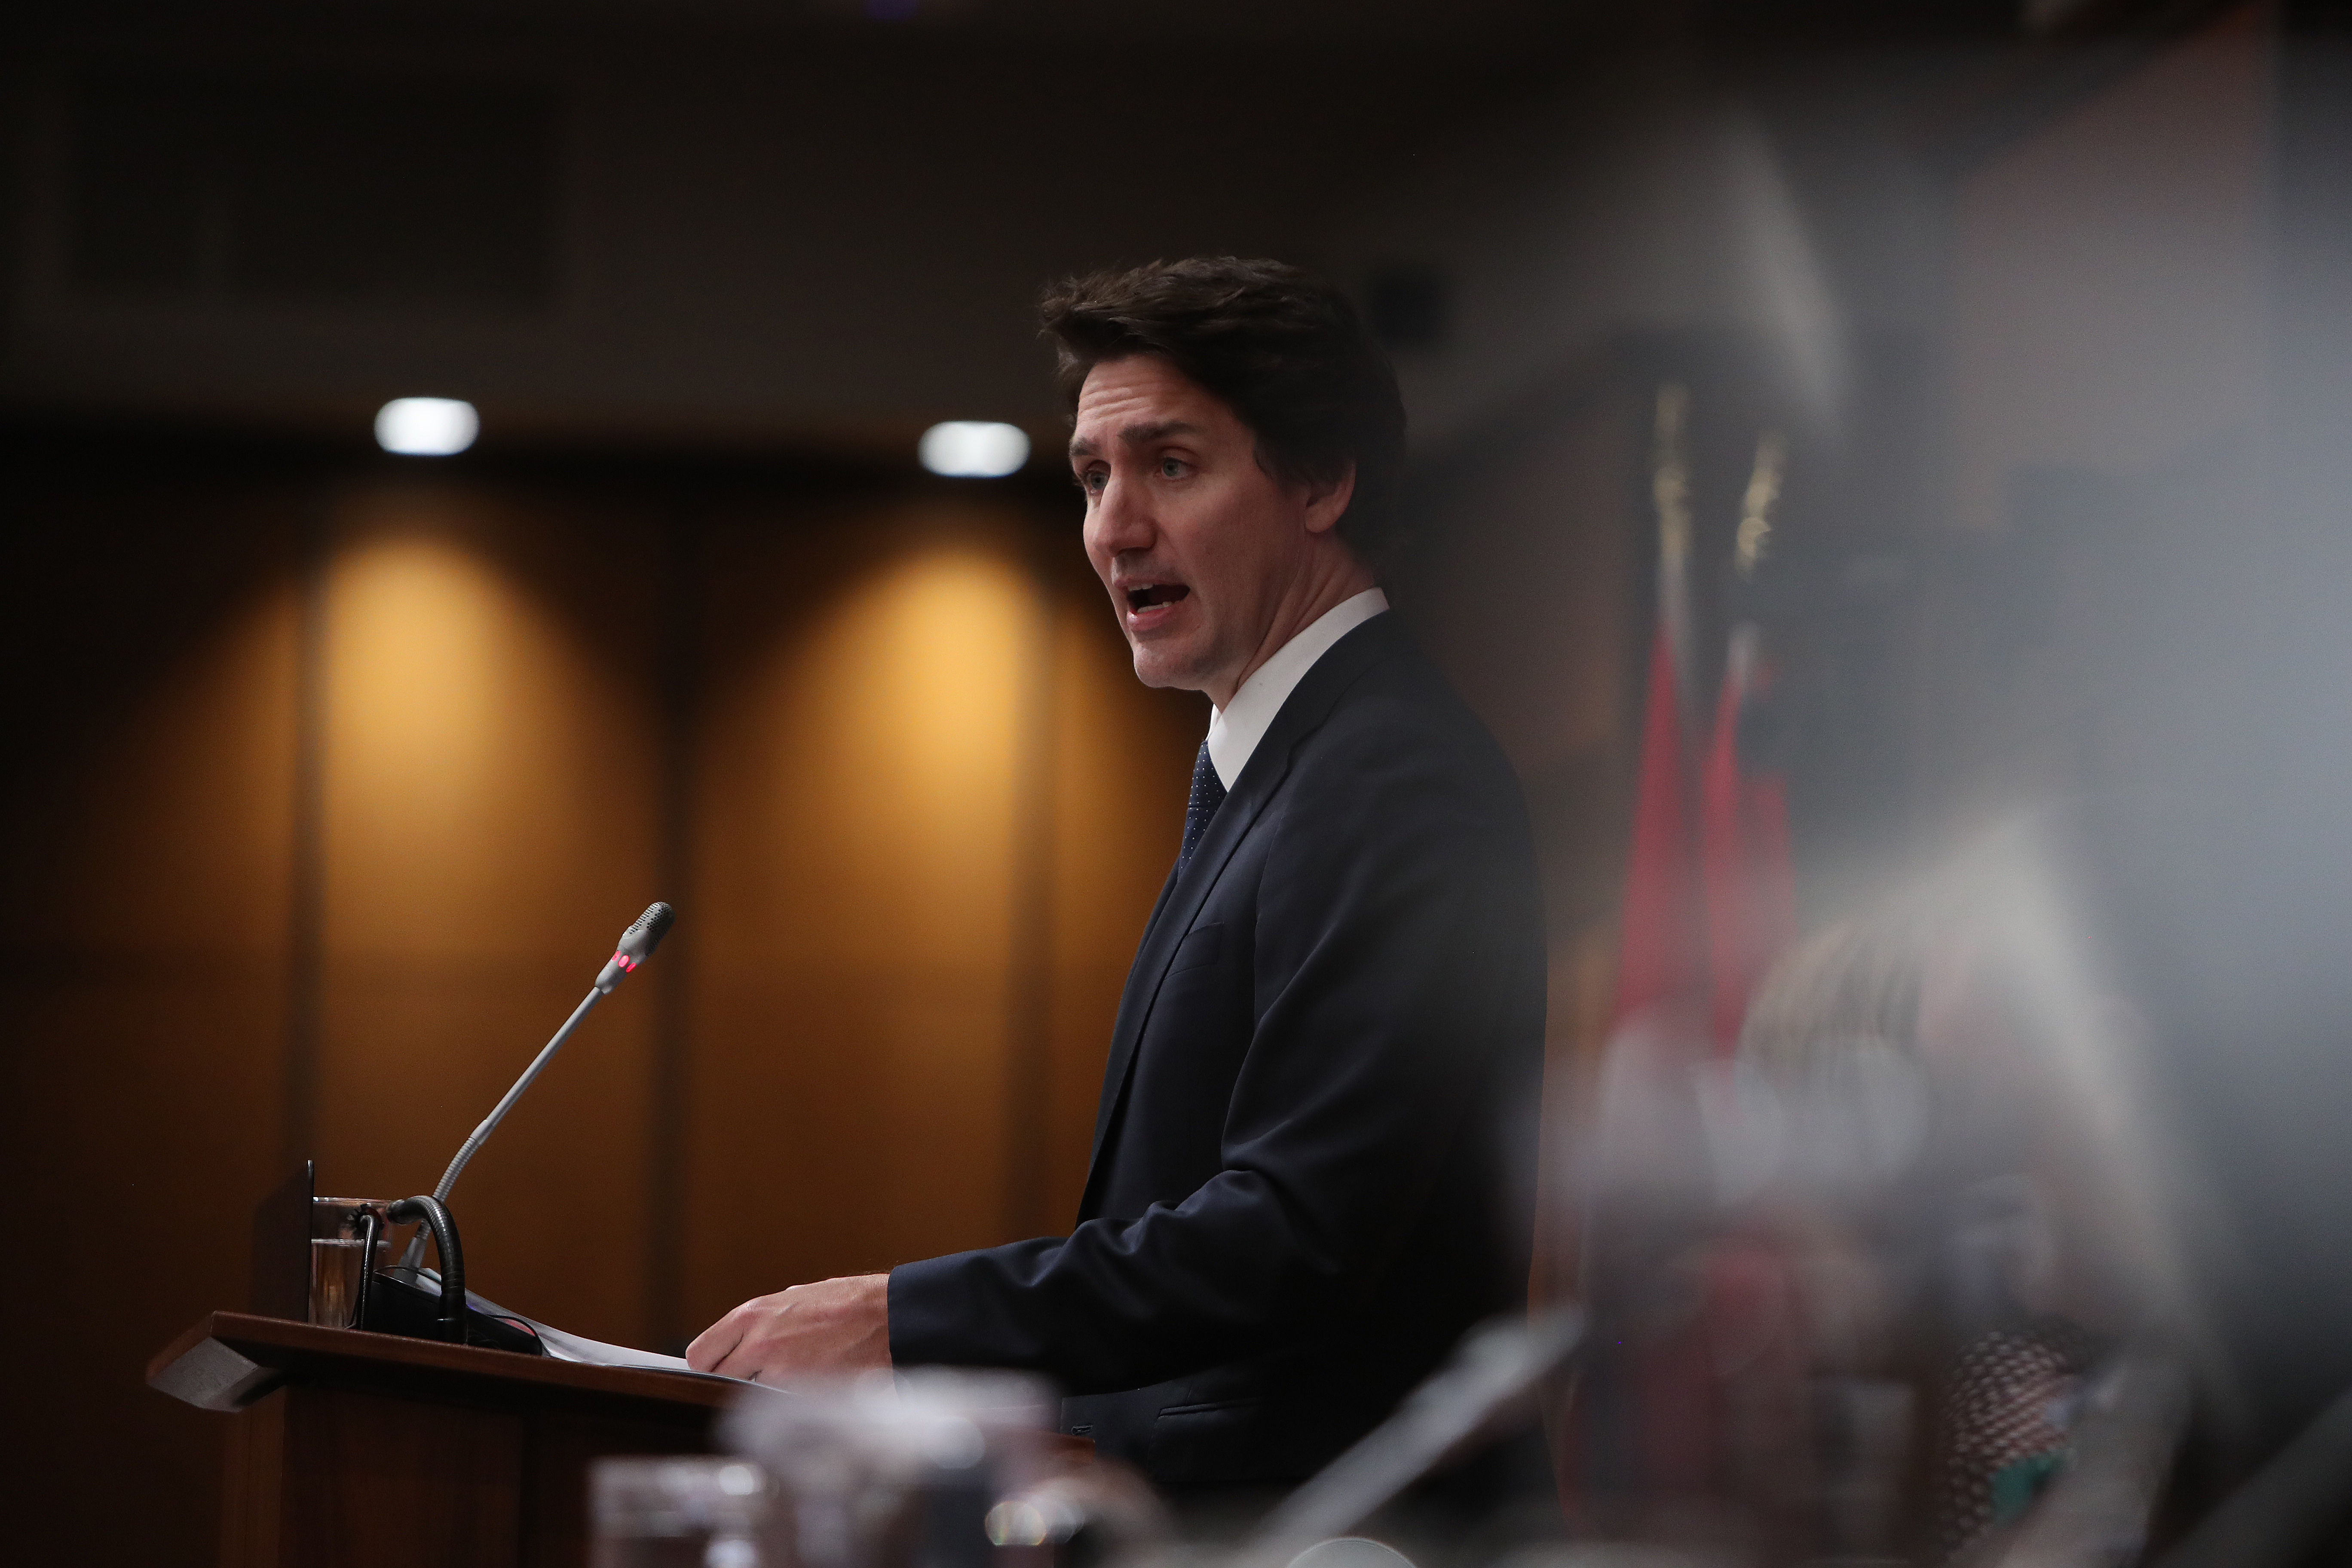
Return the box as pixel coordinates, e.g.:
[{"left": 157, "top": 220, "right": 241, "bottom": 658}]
[{"left": 147, "top": 1311, "right": 739, "bottom": 1415}]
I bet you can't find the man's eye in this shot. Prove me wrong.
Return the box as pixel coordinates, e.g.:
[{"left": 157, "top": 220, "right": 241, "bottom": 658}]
[
  {"left": 1159, "top": 457, "right": 1188, "bottom": 478},
  {"left": 1077, "top": 468, "right": 1107, "bottom": 493}
]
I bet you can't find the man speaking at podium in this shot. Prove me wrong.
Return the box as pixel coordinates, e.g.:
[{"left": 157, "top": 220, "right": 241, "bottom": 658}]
[{"left": 689, "top": 257, "right": 1547, "bottom": 1491}]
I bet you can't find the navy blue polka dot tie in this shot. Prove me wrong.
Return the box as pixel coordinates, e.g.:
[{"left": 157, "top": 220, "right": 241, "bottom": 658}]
[{"left": 1178, "top": 740, "right": 1227, "bottom": 881}]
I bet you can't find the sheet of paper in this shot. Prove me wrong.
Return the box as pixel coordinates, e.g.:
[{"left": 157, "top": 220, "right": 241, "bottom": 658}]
[
  {"left": 527, "top": 1318, "right": 694, "bottom": 1372},
  {"left": 416, "top": 1270, "right": 749, "bottom": 1384}
]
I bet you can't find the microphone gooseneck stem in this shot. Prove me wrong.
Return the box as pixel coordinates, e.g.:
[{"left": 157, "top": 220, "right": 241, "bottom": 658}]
[
  {"left": 395, "top": 985, "right": 603, "bottom": 1272},
  {"left": 432, "top": 986, "right": 603, "bottom": 1207},
  {"left": 395, "top": 902, "right": 673, "bottom": 1273},
  {"left": 387, "top": 1195, "right": 466, "bottom": 1343}
]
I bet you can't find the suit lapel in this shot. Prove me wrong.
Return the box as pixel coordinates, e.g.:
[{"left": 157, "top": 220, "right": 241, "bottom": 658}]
[{"left": 1080, "top": 615, "right": 1413, "bottom": 1198}]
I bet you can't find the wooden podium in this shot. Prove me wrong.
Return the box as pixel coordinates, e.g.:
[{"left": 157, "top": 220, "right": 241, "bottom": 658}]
[{"left": 150, "top": 1312, "right": 735, "bottom": 1568}]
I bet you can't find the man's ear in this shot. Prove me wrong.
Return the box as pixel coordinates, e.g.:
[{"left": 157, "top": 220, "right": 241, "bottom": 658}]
[{"left": 1299, "top": 463, "right": 1357, "bottom": 537}]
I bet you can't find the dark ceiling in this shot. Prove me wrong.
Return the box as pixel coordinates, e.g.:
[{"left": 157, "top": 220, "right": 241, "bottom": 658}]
[{"left": 8, "top": 0, "right": 2046, "bottom": 53}]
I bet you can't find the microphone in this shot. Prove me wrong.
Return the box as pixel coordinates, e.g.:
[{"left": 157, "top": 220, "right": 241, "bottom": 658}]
[
  {"left": 595, "top": 900, "right": 676, "bottom": 994},
  {"left": 401, "top": 903, "right": 676, "bottom": 1271}
]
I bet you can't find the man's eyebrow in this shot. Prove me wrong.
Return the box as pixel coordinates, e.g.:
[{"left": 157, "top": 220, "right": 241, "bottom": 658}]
[
  {"left": 1120, "top": 420, "right": 1200, "bottom": 446},
  {"left": 1067, "top": 420, "right": 1203, "bottom": 462}
]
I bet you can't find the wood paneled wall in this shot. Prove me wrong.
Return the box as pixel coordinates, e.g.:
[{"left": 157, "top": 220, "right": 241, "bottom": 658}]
[
  {"left": 3, "top": 484, "right": 309, "bottom": 1564},
  {"left": 0, "top": 446, "right": 1198, "bottom": 1565}
]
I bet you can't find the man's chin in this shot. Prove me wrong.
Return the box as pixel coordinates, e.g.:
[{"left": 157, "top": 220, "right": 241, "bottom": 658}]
[{"left": 1128, "top": 645, "right": 1211, "bottom": 695}]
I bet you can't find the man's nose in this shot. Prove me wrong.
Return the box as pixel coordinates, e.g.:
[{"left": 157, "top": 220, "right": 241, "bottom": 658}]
[{"left": 1088, "top": 471, "right": 1155, "bottom": 551}]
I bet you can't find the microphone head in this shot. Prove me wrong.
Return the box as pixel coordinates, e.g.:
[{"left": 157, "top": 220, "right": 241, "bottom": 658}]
[
  {"left": 618, "top": 901, "right": 676, "bottom": 962},
  {"left": 595, "top": 902, "right": 676, "bottom": 992}
]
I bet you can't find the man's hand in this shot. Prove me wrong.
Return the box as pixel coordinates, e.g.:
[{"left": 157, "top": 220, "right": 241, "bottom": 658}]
[{"left": 686, "top": 1272, "right": 892, "bottom": 1385}]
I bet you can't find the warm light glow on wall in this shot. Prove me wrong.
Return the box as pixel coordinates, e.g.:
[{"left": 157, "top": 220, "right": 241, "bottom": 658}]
[
  {"left": 689, "top": 527, "right": 1041, "bottom": 1274},
  {"left": 749, "top": 544, "right": 1031, "bottom": 971},
  {"left": 320, "top": 523, "right": 636, "bottom": 964},
  {"left": 331, "top": 537, "right": 508, "bottom": 824}
]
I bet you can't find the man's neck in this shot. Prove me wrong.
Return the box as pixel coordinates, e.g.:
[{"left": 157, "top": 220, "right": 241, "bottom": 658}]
[{"left": 1208, "top": 555, "right": 1378, "bottom": 710}]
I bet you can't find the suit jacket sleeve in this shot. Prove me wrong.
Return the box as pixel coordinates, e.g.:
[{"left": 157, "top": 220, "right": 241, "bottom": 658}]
[{"left": 887, "top": 688, "right": 1539, "bottom": 1394}]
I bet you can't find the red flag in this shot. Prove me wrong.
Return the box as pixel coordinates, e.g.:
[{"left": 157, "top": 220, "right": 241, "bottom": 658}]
[
  {"left": 1565, "top": 416, "right": 1803, "bottom": 1524},
  {"left": 1610, "top": 385, "right": 1706, "bottom": 1030},
  {"left": 1700, "top": 623, "right": 1798, "bottom": 1053},
  {"left": 1612, "top": 628, "right": 1705, "bottom": 1025},
  {"left": 1570, "top": 386, "right": 1711, "bottom": 1510}
]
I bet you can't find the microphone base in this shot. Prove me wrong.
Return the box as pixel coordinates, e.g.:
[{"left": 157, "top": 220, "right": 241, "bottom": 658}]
[{"left": 357, "top": 1268, "right": 547, "bottom": 1357}]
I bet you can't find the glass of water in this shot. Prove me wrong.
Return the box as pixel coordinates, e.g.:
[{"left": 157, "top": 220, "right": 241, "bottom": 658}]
[{"left": 308, "top": 1197, "right": 391, "bottom": 1329}]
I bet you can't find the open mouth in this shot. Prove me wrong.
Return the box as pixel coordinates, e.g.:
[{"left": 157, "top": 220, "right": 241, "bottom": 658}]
[{"left": 1125, "top": 583, "right": 1191, "bottom": 611}]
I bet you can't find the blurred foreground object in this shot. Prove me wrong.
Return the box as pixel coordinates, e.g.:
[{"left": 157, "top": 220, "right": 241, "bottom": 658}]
[
  {"left": 1565, "top": 810, "right": 2225, "bottom": 1563},
  {"left": 1247, "top": 1309, "right": 1584, "bottom": 1565},
  {"left": 593, "top": 1457, "right": 775, "bottom": 1568},
  {"left": 2153, "top": 1378, "right": 2352, "bottom": 1568},
  {"left": 984, "top": 1449, "right": 1170, "bottom": 1563},
  {"left": 1973, "top": 1344, "right": 2189, "bottom": 1568},
  {"left": 720, "top": 1368, "right": 1170, "bottom": 1568}
]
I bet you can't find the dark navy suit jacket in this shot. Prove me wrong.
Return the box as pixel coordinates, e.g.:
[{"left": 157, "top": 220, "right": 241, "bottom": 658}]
[{"left": 887, "top": 613, "right": 1547, "bottom": 1487}]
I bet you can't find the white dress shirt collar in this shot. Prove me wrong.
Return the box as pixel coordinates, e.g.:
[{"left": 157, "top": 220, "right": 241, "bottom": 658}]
[{"left": 1204, "top": 588, "right": 1390, "bottom": 790}]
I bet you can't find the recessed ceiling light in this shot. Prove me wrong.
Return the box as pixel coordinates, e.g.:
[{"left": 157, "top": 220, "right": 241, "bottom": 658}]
[
  {"left": 376, "top": 398, "right": 480, "bottom": 456},
  {"left": 919, "top": 421, "right": 1029, "bottom": 478}
]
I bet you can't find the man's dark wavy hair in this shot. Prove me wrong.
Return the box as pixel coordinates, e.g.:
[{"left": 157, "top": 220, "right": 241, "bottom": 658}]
[{"left": 1039, "top": 257, "right": 1409, "bottom": 567}]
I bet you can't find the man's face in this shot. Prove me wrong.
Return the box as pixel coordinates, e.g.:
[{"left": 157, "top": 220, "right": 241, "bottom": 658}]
[{"left": 1072, "top": 355, "right": 1316, "bottom": 700}]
